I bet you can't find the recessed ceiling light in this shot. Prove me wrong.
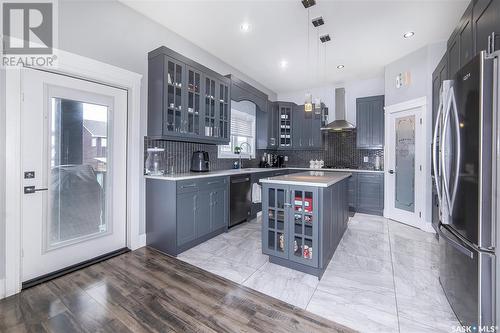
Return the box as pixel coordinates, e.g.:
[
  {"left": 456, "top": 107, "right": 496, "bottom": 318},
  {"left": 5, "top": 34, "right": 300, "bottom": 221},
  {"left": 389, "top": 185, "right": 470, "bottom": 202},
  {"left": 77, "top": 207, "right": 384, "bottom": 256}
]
[
  {"left": 337, "top": 65, "right": 345, "bottom": 69},
  {"left": 280, "top": 60, "right": 288, "bottom": 69},
  {"left": 403, "top": 31, "right": 415, "bottom": 39},
  {"left": 240, "top": 22, "right": 251, "bottom": 32}
]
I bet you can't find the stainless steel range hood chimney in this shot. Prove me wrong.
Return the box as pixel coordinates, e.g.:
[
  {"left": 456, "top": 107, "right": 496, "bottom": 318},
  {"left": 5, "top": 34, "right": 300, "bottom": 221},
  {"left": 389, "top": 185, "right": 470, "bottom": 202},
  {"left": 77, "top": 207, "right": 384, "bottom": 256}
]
[{"left": 321, "top": 87, "right": 355, "bottom": 131}]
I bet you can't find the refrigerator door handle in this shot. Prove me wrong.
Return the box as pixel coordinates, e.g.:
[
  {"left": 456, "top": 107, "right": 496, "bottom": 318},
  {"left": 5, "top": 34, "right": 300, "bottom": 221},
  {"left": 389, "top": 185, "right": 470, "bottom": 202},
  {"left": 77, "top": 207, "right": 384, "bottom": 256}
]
[
  {"left": 441, "top": 86, "right": 453, "bottom": 215},
  {"left": 432, "top": 89, "right": 443, "bottom": 206},
  {"left": 449, "top": 87, "right": 461, "bottom": 212},
  {"left": 439, "top": 225, "right": 475, "bottom": 259}
]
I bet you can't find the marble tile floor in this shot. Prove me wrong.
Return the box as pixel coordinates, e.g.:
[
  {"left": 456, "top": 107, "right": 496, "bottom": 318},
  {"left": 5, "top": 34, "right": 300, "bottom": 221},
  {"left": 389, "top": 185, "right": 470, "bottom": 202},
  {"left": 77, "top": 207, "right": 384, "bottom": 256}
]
[{"left": 177, "top": 213, "right": 460, "bottom": 333}]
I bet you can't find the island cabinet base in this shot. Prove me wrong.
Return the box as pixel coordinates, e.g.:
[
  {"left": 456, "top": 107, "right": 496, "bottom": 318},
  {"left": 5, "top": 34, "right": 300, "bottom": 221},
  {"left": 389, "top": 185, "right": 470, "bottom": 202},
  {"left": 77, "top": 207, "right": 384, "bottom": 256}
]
[
  {"left": 262, "top": 177, "right": 349, "bottom": 279},
  {"left": 146, "top": 177, "right": 229, "bottom": 256}
]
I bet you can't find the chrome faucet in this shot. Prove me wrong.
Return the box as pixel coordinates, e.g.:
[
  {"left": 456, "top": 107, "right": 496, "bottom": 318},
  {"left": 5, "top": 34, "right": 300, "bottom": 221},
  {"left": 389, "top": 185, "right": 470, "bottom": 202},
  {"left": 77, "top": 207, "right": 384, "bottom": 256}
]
[{"left": 237, "top": 142, "right": 252, "bottom": 169}]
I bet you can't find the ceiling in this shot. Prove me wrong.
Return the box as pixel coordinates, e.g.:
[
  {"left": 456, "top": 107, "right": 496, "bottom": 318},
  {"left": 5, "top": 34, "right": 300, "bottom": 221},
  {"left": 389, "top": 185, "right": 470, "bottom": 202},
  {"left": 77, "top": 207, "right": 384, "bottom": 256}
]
[{"left": 121, "top": 0, "right": 469, "bottom": 95}]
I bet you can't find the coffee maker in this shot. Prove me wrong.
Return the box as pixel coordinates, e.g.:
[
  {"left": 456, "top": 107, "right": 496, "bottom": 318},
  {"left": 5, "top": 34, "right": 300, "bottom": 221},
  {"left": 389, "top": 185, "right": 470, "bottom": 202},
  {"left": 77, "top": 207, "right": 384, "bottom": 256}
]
[
  {"left": 276, "top": 155, "right": 285, "bottom": 168},
  {"left": 190, "top": 151, "right": 210, "bottom": 172}
]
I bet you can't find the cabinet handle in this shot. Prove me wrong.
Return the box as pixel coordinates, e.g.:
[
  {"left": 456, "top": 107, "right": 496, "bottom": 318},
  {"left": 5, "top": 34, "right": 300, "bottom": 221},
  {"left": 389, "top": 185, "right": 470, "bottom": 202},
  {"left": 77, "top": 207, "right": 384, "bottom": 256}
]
[
  {"left": 488, "top": 35, "right": 492, "bottom": 54},
  {"left": 181, "top": 183, "right": 196, "bottom": 188}
]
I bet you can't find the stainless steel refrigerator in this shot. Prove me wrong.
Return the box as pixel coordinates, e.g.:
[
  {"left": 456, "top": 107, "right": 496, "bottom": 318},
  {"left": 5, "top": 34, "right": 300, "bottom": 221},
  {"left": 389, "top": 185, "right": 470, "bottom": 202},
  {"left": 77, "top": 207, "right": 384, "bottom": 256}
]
[{"left": 432, "top": 50, "right": 497, "bottom": 327}]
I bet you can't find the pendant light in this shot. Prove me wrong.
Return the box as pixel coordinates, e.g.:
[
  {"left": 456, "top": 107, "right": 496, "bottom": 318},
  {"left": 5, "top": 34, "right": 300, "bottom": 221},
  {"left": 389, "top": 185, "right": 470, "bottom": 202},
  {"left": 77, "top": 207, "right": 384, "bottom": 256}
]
[
  {"left": 304, "top": 8, "right": 313, "bottom": 112},
  {"left": 313, "top": 28, "right": 322, "bottom": 113}
]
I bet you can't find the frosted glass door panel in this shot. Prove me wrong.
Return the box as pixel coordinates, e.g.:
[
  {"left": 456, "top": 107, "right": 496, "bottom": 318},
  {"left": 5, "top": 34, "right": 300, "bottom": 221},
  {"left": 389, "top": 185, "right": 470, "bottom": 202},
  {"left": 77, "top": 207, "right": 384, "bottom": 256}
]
[{"left": 395, "top": 115, "right": 415, "bottom": 212}]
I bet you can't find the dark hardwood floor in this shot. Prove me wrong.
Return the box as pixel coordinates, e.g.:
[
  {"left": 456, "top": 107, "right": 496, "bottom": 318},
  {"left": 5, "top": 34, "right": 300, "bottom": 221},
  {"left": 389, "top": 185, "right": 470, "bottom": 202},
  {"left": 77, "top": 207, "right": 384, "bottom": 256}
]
[{"left": 0, "top": 247, "right": 355, "bottom": 333}]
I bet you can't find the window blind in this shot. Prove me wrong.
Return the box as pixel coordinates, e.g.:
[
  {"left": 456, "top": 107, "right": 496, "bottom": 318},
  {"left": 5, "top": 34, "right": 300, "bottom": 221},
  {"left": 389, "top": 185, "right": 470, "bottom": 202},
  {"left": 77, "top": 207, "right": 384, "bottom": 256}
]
[{"left": 231, "top": 110, "right": 253, "bottom": 138}]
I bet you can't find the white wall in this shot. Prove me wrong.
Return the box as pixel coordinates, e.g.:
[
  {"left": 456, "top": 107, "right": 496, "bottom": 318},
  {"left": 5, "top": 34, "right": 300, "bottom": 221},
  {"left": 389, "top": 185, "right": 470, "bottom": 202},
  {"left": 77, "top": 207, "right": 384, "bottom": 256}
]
[
  {"left": 384, "top": 41, "right": 446, "bottom": 226},
  {"left": 384, "top": 42, "right": 446, "bottom": 107},
  {"left": 57, "top": 0, "right": 277, "bottom": 235},
  {"left": 277, "top": 77, "right": 385, "bottom": 125},
  {"left": 0, "top": 68, "right": 5, "bottom": 283}
]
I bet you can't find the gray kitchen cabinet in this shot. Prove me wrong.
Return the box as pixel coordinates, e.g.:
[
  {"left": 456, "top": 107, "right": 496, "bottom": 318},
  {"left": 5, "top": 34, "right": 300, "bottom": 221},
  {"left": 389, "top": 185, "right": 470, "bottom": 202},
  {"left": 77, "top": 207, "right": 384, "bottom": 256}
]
[
  {"left": 356, "top": 95, "right": 385, "bottom": 149},
  {"left": 448, "top": 2, "right": 473, "bottom": 78},
  {"left": 148, "top": 46, "right": 230, "bottom": 144},
  {"left": 250, "top": 169, "right": 290, "bottom": 219},
  {"left": 310, "top": 112, "right": 323, "bottom": 148},
  {"left": 262, "top": 184, "right": 289, "bottom": 259},
  {"left": 261, "top": 177, "right": 349, "bottom": 278},
  {"left": 432, "top": 53, "right": 448, "bottom": 131},
  {"left": 473, "top": 0, "right": 500, "bottom": 54},
  {"left": 292, "top": 104, "right": 305, "bottom": 148},
  {"left": 268, "top": 102, "right": 322, "bottom": 150},
  {"left": 146, "top": 176, "right": 229, "bottom": 256},
  {"left": 268, "top": 101, "right": 279, "bottom": 148},
  {"left": 291, "top": 104, "right": 322, "bottom": 150},
  {"left": 278, "top": 102, "right": 293, "bottom": 149},
  {"left": 356, "top": 173, "right": 384, "bottom": 216},
  {"left": 211, "top": 186, "right": 228, "bottom": 231},
  {"left": 185, "top": 66, "right": 202, "bottom": 137},
  {"left": 176, "top": 192, "right": 198, "bottom": 246},
  {"left": 347, "top": 173, "right": 357, "bottom": 212},
  {"left": 346, "top": 172, "right": 384, "bottom": 216}
]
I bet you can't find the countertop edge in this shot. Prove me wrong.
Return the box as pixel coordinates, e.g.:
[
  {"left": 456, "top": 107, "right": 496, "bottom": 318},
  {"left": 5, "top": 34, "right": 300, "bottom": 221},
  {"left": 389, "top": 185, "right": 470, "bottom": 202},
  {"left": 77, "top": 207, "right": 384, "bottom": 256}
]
[
  {"left": 260, "top": 172, "right": 352, "bottom": 188},
  {"left": 144, "top": 167, "right": 382, "bottom": 181}
]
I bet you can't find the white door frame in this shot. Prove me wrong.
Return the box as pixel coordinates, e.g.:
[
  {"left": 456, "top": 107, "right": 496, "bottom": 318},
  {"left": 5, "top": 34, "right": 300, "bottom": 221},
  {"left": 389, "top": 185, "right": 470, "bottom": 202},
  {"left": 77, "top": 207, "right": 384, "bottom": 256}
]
[
  {"left": 4, "top": 50, "right": 143, "bottom": 298},
  {"left": 384, "top": 97, "right": 433, "bottom": 232}
]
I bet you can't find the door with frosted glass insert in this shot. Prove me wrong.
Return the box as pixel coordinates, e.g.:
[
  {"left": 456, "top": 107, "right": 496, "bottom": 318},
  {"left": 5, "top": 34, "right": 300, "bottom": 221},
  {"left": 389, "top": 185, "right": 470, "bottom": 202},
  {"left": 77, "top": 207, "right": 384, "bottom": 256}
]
[
  {"left": 21, "top": 68, "right": 127, "bottom": 283},
  {"left": 386, "top": 107, "right": 424, "bottom": 226}
]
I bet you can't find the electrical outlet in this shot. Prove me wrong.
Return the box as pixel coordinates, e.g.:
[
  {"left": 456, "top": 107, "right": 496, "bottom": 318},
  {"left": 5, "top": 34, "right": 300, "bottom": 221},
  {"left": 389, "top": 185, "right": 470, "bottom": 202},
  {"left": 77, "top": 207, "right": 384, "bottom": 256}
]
[
  {"left": 363, "top": 156, "right": 369, "bottom": 163},
  {"left": 284, "top": 156, "right": 289, "bottom": 162}
]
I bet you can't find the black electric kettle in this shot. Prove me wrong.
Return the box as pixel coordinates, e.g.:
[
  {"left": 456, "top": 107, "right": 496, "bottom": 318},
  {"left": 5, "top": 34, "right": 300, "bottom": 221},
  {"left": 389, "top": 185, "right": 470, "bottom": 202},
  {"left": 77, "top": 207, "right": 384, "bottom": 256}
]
[{"left": 190, "top": 151, "right": 210, "bottom": 172}]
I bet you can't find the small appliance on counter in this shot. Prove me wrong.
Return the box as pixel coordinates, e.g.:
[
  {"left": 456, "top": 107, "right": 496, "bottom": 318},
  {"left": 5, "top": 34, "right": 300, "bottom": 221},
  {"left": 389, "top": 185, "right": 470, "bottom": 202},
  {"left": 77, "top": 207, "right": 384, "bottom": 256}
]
[
  {"left": 145, "top": 147, "right": 166, "bottom": 175},
  {"left": 275, "top": 155, "right": 285, "bottom": 168},
  {"left": 259, "top": 153, "right": 270, "bottom": 168},
  {"left": 190, "top": 151, "right": 210, "bottom": 172}
]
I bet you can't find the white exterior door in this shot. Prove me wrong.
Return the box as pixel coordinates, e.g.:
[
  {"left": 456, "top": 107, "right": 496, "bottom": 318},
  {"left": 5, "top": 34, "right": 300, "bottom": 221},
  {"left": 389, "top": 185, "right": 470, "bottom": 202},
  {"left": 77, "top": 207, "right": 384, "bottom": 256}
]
[
  {"left": 21, "top": 68, "right": 127, "bottom": 282},
  {"left": 385, "top": 106, "right": 425, "bottom": 227}
]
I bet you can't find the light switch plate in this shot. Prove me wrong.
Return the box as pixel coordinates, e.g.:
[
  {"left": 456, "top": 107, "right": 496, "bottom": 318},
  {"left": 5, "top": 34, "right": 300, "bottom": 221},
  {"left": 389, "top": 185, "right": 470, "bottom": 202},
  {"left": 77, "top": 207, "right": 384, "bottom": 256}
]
[
  {"left": 284, "top": 156, "right": 288, "bottom": 162},
  {"left": 363, "top": 156, "right": 369, "bottom": 163}
]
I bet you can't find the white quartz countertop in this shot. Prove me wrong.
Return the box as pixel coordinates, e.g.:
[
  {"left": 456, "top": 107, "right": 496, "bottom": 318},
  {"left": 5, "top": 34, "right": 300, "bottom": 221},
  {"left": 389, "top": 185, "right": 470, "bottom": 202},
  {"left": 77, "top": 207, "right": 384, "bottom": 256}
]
[
  {"left": 258, "top": 171, "right": 352, "bottom": 188},
  {"left": 144, "top": 167, "right": 381, "bottom": 181},
  {"left": 144, "top": 168, "right": 285, "bottom": 181}
]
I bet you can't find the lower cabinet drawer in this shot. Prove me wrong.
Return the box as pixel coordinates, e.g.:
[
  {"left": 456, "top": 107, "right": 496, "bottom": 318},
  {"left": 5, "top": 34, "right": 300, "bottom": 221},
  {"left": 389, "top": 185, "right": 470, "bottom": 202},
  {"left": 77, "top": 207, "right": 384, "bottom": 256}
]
[{"left": 176, "top": 180, "right": 200, "bottom": 194}]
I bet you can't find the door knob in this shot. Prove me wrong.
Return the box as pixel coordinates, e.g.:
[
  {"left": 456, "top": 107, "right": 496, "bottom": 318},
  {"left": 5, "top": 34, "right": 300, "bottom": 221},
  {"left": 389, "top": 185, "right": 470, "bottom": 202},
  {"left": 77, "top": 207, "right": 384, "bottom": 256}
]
[{"left": 388, "top": 170, "right": 395, "bottom": 174}]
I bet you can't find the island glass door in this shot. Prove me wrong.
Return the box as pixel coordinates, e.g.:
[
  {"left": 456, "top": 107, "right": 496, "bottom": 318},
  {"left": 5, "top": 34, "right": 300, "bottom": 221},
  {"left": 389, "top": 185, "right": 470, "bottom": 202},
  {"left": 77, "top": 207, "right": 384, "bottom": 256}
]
[
  {"left": 263, "top": 185, "right": 289, "bottom": 259},
  {"left": 289, "top": 186, "right": 318, "bottom": 267}
]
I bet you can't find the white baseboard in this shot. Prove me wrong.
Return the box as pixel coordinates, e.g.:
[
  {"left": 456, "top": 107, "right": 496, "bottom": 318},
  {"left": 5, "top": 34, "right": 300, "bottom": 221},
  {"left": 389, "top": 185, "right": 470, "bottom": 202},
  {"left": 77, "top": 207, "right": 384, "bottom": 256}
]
[
  {"left": 0, "top": 278, "right": 5, "bottom": 300},
  {"left": 137, "top": 234, "right": 147, "bottom": 248}
]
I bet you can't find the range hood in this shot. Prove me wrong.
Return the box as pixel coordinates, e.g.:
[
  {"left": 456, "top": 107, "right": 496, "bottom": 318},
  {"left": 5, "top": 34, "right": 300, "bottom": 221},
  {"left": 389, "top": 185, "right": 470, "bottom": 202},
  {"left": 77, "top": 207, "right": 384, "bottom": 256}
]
[{"left": 321, "top": 87, "right": 355, "bottom": 131}]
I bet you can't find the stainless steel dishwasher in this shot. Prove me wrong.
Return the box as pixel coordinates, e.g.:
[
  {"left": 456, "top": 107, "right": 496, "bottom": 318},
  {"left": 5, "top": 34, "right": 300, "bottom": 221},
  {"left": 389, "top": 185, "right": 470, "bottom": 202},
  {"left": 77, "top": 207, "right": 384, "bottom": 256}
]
[{"left": 229, "top": 175, "right": 251, "bottom": 227}]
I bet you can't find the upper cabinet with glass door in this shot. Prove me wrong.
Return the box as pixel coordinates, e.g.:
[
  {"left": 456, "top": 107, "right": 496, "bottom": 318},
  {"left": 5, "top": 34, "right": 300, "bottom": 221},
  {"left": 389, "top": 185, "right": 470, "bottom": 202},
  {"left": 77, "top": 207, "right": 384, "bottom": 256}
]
[{"left": 147, "top": 46, "right": 230, "bottom": 144}]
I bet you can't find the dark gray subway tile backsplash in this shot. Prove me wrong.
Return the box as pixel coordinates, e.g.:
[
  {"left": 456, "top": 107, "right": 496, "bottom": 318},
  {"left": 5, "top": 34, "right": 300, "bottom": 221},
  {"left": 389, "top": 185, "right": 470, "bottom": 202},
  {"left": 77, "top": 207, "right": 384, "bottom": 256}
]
[{"left": 145, "top": 130, "right": 383, "bottom": 174}]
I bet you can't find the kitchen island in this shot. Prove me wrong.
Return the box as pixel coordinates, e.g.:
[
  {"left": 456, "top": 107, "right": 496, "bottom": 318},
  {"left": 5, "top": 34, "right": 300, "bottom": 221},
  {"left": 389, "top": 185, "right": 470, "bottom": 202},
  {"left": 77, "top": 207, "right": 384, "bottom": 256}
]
[{"left": 260, "top": 171, "right": 351, "bottom": 279}]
